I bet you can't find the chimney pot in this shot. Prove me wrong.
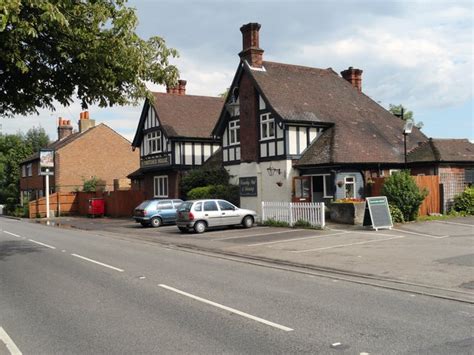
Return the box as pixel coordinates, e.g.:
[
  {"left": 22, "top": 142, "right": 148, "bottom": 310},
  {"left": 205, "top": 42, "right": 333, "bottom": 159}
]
[
  {"left": 57, "top": 117, "right": 73, "bottom": 140},
  {"left": 239, "top": 22, "right": 264, "bottom": 68},
  {"left": 341, "top": 67, "right": 363, "bottom": 92},
  {"left": 84, "top": 111, "right": 89, "bottom": 119}
]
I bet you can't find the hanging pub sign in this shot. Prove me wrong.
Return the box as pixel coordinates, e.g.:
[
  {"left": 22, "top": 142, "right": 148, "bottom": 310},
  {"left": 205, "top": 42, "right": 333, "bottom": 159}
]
[
  {"left": 363, "top": 196, "right": 393, "bottom": 231},
  {"left": 39, "top": 149, "right": 55, "bottom": 175}
]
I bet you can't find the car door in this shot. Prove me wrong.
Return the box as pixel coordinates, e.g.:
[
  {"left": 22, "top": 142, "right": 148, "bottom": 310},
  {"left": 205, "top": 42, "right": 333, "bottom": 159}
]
[
  {"left": 217, "top": 200, "right": 241, "bottom": 226},
  {"left": 203, "top": 200, "right": 221, "bottom": 227},
  {"left": 157, "top": 200, "right": 174, "bottom": 222}
]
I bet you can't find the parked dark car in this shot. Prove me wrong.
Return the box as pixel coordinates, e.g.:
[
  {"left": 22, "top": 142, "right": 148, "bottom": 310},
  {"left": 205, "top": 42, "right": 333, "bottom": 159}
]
[{"left": 133, "top": 199, "right": 183, "bottom": 227}]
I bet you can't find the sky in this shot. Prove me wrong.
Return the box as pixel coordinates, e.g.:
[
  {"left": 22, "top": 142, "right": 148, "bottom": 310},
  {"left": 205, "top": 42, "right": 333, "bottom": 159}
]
[{"left": 1, "top": 0, "right": 473, "bottom": 142}]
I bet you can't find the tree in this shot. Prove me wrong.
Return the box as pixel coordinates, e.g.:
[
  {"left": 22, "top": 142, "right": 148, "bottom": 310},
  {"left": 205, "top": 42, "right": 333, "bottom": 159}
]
[
  {"left": 0, "top": 128, "right": 50, "bottom": 207},
  {"left": 0, "top": 0, "right": 179, "bottom": 116},
  {"left": 381, "top": 170, "right": 428, "bottom": 221},
  {"left": 388, "top": 104, "right": 423, "bottom": 129}
]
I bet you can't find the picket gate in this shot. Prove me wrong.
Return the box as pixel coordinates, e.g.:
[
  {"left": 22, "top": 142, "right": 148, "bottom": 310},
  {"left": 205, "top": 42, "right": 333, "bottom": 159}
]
[{"left": 261, "top": 201, "right": 325, "bottom": 228}]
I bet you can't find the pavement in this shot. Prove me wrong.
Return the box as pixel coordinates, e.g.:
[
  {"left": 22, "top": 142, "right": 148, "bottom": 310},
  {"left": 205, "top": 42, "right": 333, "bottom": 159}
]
[{"left": 28, "top": 215, "right": 474, "bottom": 303}]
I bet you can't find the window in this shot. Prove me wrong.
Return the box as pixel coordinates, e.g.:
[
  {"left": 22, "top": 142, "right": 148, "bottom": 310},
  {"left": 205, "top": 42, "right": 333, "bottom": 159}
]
[
  {"left": 229, "top": 120, "right": 240, "bottom": 145},
  {"left": 203, "top": 201, "right": 218, "bottom": 211},
  {"left": 294, "top": 177, "right": 311, "bottom": 199},
  {"left": 344, "top": 176, "right": 356, "bottom": 199},
  {"left": 193, "top": 202, "right": 202, "bottom": 212},
  {"left": 153, "top": 176, "right": 168, "bottom": 197},
  {"left": 146, "top": 131, "right": 162, "bottom": 154},
  {"left": 260, "top": 113, "right": 275, "bottom": 140},
  {"left": 21, "top": 165, "right": 26, "bottom": 177},
  {"left": 389, "top": 169, "right": 401, "bottom": 176},
  {"left": 26, "top": 163, "right": 32, "bottom": 177},
  {"left": 218, "top": 200, "right": 235, "bottom": 211},
  {"left": 157, "top": 201, "right": 173, "bottom": 210}
]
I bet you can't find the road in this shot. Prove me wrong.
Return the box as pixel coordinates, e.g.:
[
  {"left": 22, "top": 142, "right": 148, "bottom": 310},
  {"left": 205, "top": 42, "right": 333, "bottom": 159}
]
[{"left": 0, "top": 217, "right": 472, "bottom": 354}]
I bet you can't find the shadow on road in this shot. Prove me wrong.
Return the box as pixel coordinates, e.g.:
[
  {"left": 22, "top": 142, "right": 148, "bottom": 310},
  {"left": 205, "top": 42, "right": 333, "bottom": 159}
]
[{"left": 0, "top": 240, "right": 43, "bottom": 261}]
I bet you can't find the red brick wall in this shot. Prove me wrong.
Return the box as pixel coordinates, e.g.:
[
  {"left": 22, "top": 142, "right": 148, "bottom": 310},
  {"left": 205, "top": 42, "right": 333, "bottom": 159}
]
[
  {"left": 55, "top": 124, "right": 139, "bottom": 192},
  {"left": 20, "top": 160, "right": 56, "bottom": 192},
  {"left": 239, "top": 72, "right": 259, "bottom": 163}
]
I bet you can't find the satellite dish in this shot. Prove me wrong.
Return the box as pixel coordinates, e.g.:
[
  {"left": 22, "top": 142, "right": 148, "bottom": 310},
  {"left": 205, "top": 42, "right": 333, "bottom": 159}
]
[{"left": 404, "top": 119, "right": 414, "bottom": 134}]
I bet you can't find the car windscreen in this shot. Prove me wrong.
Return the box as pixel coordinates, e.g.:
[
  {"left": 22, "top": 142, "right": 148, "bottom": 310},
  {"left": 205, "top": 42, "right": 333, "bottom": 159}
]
[{"left": 177, "top": 201, "right": 193, "bottom": 212}]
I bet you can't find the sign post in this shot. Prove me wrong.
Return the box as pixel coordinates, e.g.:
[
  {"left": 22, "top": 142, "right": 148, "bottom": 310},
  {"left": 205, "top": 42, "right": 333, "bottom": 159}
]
[
  {"left": 39, "top": 149, "right": 55, "bottom": 218},
  {"left": 363, "top": 196, "right": 393, "bottom": 231}
]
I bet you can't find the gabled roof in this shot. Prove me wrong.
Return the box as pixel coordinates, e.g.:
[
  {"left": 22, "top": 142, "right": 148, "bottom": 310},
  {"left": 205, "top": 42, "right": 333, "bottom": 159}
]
[
  {"left": 132, "top": 92, "right": 224, "bottom": 147},
  {"left": 246, "top": 61, "right": 427, "bottom": 165},
  {"left": 408, "top": 138, "right": 474, "bottom": 163}
]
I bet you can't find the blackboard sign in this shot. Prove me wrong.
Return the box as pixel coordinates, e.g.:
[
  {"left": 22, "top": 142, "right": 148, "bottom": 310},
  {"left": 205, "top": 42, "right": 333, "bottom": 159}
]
[
  {"left": 239, "top": 177, "right": 258, "bottom": 196},
  {"left": 363, "top": 196, "right": 393, "bottom": 230}
]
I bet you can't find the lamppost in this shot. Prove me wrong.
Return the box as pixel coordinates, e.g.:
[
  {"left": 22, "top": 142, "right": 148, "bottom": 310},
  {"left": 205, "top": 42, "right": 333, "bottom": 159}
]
[{"left": 403, "top": 114, "right": 414, "bottom": 170}]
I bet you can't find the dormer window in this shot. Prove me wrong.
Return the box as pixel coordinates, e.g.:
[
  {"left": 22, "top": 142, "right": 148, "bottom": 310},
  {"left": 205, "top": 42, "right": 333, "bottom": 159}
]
[
  {"left": 146, "top": 131, "right": 162, "bottom": 154},
  {"left": 229, "top": 120, "right": 240, "bottom": 145},
  {"left": 260, "top": 113, "right": 275, "bottom": 140}
]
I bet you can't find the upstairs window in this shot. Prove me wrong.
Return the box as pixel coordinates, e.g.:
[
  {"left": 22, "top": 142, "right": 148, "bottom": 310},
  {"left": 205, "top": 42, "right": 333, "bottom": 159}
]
[
  {"left": 229, "top": 120, "right": 240, "bottom": 145},
  {"left": 260, "top": 113, "right": 275, "bottom": 140},
  {"left": 21, "top": 165, "right": 26, "bottom": 177},
  {"left": 26, "top": 163, "right": 32, "bottom": 177},
  {"left": 146, "top": 131, "right": 162, "bottom": 154}
]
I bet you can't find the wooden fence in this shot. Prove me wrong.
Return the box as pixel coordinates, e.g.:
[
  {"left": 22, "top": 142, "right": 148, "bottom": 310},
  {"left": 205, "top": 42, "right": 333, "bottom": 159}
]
[
  {"left": 369, "top": 175, "right": 440, "bottom": 216},
  {"left": 262, "top": 201, "right": 325, "bottom": 227},
  {"left": 29, "top": 192, "right": 78, "bottom": 218},
  {"left": 29, "top": 190, "right": 145, "bottom": 218}
]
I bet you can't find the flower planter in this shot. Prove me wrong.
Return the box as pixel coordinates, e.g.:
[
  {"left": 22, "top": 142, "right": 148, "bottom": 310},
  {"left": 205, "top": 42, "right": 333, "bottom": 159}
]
[{"left": 329, "top": 202, "right": 366, "bottom": 225}]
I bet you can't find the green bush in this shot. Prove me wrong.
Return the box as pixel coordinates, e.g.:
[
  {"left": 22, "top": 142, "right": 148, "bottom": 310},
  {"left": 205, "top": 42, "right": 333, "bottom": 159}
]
[
  {"left": 82, "top": 176, "right": 106, "bottom": 192},
  {"left": 187, "top": 184, "right": 240, "bottom": 206},
  {"left": 451, "top": 187, "right": 474, "bottom": 215},
  {"left": 382, "top": 170, "right": 427, "bottom": 221},
  {"left": 263, "top": 218, "right": 290, "bottom": 228},
  {"left": 180, "top": 167, "right": 230, "bottom": 197},
  {"left": 388, "top": 204, "right": 404, "bottom": 223}
]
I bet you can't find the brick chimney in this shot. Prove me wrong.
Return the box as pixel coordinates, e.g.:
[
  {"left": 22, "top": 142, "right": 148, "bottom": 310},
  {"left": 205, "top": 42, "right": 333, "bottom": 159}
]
[
  {"left": 78, "top": 110, "right": 96, "bottom": 133},
  {"left": 341, "top": 67, "right": 363, "bottom": 92},
  {"left": 178, "top": 80, "right": 187, "bottom": 95},
  {"left": 57, "top": 117, "right": 73, "bottom": 140},
  {"left": 239, "top": 23, "right": 264, "bottom": 68},
  {"left": 166, "top": 80, "right": 187, "bottom": 95}
]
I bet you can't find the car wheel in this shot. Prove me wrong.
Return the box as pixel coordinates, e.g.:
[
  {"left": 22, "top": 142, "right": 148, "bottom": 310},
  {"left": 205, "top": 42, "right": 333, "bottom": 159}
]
[
  {"left": 242, "top": 216, "right": 254, "bottom": 228},
  {"left": 150, "top": 217, "right": 162, "bottom": 228},
  {"left": 178, "top": 227, "right": 188, "bottom": 233},
  {"left": 193, "top": 221, "right": 207, "bottom": 234}
]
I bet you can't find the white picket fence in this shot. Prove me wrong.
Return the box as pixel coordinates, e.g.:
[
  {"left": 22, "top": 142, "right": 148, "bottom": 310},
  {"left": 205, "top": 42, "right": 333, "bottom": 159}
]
[{"left": 261, "top": 201, "right": 325, "bottom": 228}]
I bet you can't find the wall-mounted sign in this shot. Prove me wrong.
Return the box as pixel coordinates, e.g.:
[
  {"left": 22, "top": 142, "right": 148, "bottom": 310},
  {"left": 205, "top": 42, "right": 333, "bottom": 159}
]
[
  {"left": 141, "top": 155, "right": 170, "bottom": 167},
  {"left": 363, "top": 196, "right": 393, "bottom": 230},
  {"left": 239, "top": 176, "right": 258, "bottom": 196},
  {"left": 39, "top": 149, "right": 54, "bottom": 175}
]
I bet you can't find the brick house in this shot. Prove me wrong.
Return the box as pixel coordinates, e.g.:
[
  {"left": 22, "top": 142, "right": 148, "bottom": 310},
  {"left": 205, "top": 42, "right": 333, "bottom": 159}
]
[
  {"left": 212, "top": 23, "right": 472, "bottom": 215},
  {"left": 129, "top": 81, "right": 223, "bottom": 199},
  {"left": 20, "top": 112, "right": 139, "bottom": 201},
  {"left": 408, "top": 138, "right": 474, "bottom": 211}
]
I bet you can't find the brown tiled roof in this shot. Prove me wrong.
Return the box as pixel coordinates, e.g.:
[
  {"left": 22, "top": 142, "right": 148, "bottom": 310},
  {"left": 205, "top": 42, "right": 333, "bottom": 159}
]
[
  {"left": 297, "top": 127, "right": 334, "bottom": 166},
  {"left": 249, "top": 61, "right": 428, "bottom": 164},
  {"left": 408, "top": 138, "right": 474, "bottom": 163},
  {"left": 151, "top": 93, "right": 224, "bottom": 138}
]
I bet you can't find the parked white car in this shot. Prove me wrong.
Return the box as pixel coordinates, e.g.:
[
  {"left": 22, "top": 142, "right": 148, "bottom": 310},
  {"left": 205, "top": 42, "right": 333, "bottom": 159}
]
[{"left": 176, "top": 199, "right": 257, "bottom": 233}]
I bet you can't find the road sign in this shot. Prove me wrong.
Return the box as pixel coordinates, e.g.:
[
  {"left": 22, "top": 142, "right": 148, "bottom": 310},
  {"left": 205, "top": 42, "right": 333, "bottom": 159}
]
[{"left": 363, "top": 196, "right": 393, "bottom": 231}]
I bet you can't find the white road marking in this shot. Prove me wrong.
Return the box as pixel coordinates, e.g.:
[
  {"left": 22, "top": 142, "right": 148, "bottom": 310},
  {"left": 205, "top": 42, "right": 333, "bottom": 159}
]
[
  {"left": 292, "top": 236, "right": 406, "bottom": 253},
  {"left": 214, "top": 229, "right": 303, "bottom": 241},
  {"left": 28, "top": 239, "right": 56, "bottom": 249},
  {"left": 392, "top": 228, "right": 448, "bottom": 239},
  {"left": 3, "top": 231, "right": 22, "bottom": 238},
  {"left": 71, "top": 254, "right": 124, "bottom": 272},
  {"left": 158, "top": 284, "right": 294, "bottom": 332},
  {"left": 0, "top": 327, "right": 22, "bottom": 355},
  {"left": 433, "top": 220, "right": 474, "bottom": 227},
  {"left": 247, "top": 231, "right": 348, "bottom": 247}
]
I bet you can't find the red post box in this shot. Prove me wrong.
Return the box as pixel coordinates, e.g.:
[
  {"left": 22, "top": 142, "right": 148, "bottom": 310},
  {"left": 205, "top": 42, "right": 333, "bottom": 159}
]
[{"left": 88, "top": 198, "right": 105, "bottom": 217}]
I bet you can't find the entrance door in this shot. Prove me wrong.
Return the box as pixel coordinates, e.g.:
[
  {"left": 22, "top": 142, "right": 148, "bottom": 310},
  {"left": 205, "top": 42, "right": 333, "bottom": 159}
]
[
  {"left": 292, "top": 176, "right": 312, "bottom": 202},
  {"left": 312, "top": 176, "right": 324, "bottom": 202}
]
